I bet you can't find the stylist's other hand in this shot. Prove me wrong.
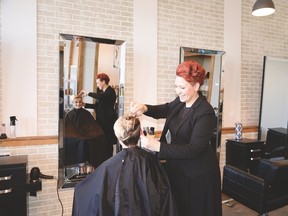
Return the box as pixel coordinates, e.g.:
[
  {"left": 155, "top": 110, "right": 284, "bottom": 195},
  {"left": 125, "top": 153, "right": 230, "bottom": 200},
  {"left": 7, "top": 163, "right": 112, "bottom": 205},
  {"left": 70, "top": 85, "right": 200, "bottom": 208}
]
[
  {"left": 140, "top": 135, "right": 160, "bottom": 152},
  {"left": 130, "top": 102, "right": 147, "bottom": 117}
]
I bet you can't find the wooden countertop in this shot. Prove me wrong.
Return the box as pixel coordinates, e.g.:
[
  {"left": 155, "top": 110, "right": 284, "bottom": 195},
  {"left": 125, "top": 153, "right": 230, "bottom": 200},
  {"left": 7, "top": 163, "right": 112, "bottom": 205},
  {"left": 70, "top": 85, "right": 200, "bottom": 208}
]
[
  {"left": 0, "top": 126, "right": 258, "bottom": 147},
  {"left": 0, "top": 136, "right": 58, "bottom": 147}
]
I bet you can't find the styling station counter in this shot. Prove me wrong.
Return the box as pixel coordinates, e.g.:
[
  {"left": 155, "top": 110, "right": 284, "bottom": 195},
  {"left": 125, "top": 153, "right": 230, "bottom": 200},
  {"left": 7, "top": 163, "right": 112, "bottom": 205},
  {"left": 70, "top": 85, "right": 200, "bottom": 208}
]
[
  {"left": 0, "top": 155, "right": 28, "bottom": 216},
  {"left": 226, "top": 138, "right": 265, "bottom": 174}
]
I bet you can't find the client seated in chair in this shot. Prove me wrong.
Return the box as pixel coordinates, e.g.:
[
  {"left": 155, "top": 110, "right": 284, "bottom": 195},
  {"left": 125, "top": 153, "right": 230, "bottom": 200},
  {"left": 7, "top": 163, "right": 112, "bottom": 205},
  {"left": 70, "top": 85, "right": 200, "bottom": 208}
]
[
  {"left": 222, "top": 159, "right": 288, "bottom": 215},
  {"left": 64, "top": 95, "right": 108, "bottom": 169},
  {"left": 72, "top": 115, "right": 177, "bottom": 216}
]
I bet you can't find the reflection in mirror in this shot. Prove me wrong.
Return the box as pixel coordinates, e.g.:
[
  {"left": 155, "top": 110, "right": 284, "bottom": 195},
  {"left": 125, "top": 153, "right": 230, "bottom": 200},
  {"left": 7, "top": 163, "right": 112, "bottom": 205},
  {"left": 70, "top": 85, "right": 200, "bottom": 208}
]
[
  {"left": 58, "top": 34, "right": 126, "bottom": 188},
  {"left": 258, "top": 56, "right": 288, "bottom": 159},
  {"left": 180, "top": 47, "right": 225, "bottom": 157}
]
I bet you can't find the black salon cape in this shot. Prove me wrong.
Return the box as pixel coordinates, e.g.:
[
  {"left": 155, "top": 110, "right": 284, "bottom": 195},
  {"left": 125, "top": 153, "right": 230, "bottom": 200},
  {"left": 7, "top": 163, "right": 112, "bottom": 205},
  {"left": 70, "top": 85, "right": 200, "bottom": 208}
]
[
  {"left": 72, "top": 147, "right": 177, "bottom": 216},
  {"left": 65, "top": 108, "right": 103, "bottom": 139},
  {"left": 64, "top": 108, "right": 109, "bottom": 167}
]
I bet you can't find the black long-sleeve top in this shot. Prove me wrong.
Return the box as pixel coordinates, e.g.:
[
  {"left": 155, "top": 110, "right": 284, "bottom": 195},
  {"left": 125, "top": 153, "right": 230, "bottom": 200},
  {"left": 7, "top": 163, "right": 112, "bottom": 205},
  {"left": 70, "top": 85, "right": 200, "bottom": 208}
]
[
  {"left": 145, "top": 93, "right": 218, "bottom": 178},
  {"left": 85, "top": 86, "right": 117, "bottom": 145}
]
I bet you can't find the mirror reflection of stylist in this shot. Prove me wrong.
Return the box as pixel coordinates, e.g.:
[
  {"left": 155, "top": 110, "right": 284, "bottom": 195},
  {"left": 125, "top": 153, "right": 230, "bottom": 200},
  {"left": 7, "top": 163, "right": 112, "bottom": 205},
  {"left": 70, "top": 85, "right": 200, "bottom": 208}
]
[
  {"left": 81, "top": 73, "right": 117, "bottom": 158},
  {"left": 130, "top": 60, "right": 222, "bottom": 216}
]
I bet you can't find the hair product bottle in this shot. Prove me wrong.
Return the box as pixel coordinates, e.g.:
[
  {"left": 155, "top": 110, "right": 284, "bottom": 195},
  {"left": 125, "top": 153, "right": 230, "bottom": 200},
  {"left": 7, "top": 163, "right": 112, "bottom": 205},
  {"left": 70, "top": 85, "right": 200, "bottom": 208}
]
[
  {"left": 235, "top": 122, "right": 243, "bottom": 140},
  {"left": 0, "top": 123, "right": 8, "bottom": 139},
  {"left": 10, "top": 116, "right": 18, "bottom": 138}
]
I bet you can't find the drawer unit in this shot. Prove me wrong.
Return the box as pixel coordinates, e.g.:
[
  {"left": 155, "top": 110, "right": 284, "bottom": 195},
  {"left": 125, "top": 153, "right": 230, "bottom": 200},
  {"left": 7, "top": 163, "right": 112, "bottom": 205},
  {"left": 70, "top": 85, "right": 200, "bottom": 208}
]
[
  {"left": 0, "top": 155, "right": 28, "bottom": 216},
  {"left": 226, "top": 139, "right": 265, "bottom": 173}
]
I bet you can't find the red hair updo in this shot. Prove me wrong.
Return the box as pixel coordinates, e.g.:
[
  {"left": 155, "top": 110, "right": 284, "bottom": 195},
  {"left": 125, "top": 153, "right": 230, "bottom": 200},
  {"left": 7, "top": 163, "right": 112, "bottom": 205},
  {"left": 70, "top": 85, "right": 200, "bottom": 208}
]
[
  {"left": 96, "top": 73, "right": 110, "bottom": 84},
  {"left": 176, "top": 60, "right": 206, "bottom": 86}
]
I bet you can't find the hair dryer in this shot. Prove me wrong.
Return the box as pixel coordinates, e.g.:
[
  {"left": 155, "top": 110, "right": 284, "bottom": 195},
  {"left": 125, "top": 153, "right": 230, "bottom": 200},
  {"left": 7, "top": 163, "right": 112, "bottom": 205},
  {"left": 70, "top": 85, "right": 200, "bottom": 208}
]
[{"left": 30, "top": 167, "right": 53, "bottom": 181}]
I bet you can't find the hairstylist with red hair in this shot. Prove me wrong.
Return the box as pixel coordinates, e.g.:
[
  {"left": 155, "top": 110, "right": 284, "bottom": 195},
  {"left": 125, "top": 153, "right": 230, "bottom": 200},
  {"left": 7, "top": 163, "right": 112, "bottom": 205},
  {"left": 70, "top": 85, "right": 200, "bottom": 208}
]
[
  {"left": 81, "top": 73, "right": 117, "bottom": 160},
  {"left": 130, "top": 60, "right": 222, "bottom": 216}
]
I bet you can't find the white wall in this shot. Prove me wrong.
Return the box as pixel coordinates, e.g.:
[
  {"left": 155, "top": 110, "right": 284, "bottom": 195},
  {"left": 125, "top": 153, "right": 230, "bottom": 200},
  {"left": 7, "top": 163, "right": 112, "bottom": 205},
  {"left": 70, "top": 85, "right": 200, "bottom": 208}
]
[
  {"left": 1, "top": 0, "right": 37, "bottom": 137},
  {"left": 223, "top": 0, "right": 241, "bottom": 127},
  {"left": 133, "top": 0, "right": 158, "bottom": 128}
]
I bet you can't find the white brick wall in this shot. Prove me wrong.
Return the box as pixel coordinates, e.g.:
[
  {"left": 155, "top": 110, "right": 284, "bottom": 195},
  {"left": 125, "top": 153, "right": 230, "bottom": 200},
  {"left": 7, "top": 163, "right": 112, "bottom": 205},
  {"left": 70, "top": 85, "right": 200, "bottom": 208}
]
[
  {"left": 1, "top": 0, "right": 288, "bottom": 215},
  {"left": 241, "top": 0, "right": 288, "bottom": 126},
  {"left": 37, "top": 0, "right": 134, "bottom": 136},
  {"left": 157, "top": 0, "right": 225, "bottom": 130}
]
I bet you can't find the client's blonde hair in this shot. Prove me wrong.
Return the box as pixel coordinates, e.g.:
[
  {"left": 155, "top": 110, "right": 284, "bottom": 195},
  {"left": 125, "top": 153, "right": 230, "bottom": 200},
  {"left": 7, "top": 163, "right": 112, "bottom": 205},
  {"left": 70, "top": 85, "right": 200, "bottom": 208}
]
[
  {"left": 72, "top": 94, "right": 83, "bottom": 102},
  {"left": 113, "top": 116, "right": 140, "bottom": 146}
]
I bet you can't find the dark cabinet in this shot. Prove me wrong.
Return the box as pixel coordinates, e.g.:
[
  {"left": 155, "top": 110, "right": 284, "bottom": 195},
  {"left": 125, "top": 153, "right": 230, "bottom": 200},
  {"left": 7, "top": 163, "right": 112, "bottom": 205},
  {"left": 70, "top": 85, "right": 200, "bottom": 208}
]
[
  {"left": 264, "top": 127, "right": 287, "bottom": 158},
  {"left": 226, "top": 138, "right": 265, "bottom": 173},
  {"left": 0, "top": 155, "right": 28, "bottom": 216}
]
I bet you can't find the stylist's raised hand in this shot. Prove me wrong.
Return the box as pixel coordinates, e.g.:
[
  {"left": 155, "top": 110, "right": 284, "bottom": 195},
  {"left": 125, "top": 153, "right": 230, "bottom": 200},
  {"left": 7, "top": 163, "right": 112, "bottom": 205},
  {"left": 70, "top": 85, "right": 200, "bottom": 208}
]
[
  {"left": 140, "top": 135, "right": 160, "bottom": 152},
  {"left": 130, "top": 102, "right": 147, "bottom": 117},
  {"left": 80, "top": 90, "right": 89, "bottom": 97}
]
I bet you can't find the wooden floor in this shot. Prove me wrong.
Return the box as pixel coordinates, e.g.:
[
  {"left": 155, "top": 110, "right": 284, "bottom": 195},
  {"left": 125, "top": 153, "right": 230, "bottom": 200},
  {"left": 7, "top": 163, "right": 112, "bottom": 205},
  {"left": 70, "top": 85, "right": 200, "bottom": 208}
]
[{"left": 222, "top": 193, "right": 288, "bottom": 216}]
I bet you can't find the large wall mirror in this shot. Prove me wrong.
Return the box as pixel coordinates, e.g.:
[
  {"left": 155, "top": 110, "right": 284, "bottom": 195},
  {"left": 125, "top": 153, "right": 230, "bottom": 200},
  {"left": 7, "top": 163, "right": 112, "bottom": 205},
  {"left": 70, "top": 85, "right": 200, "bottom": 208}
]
[
  {"left": 58, "top": 34, "right": 126, "bottom": 188},
  {"left": 258, "top": 56, "right": 288, "bottom": 158},
  {"left": 180, "top": 47, "right": 225, "bottom": 157}
]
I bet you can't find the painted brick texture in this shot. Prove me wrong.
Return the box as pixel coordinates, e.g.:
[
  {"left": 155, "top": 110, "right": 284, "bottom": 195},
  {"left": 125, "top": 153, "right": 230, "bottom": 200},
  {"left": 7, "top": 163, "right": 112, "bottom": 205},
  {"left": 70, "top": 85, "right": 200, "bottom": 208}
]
[{"left": 2, "top": 0, "right": 288, "bottom": 215}]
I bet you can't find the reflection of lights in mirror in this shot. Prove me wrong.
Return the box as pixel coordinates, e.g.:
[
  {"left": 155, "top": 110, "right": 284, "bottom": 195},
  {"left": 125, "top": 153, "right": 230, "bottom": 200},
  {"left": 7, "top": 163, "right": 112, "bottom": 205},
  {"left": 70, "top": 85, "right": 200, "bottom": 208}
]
[
  {"left": 179, "top": 47, "right": 225, "bottom": 159},
  {"left": 58, "top": 34, "right": 126, "bottom": 188}
]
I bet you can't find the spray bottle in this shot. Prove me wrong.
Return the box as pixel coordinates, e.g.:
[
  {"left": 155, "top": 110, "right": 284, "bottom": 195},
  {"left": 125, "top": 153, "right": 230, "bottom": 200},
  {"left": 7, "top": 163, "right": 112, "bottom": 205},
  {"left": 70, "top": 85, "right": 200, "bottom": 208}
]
[
  {"left": 0, "top": 123, "right": 7, "bottom": 139},
  {"left": 10, "top": 116, "right": 18, "bottom": 139}
]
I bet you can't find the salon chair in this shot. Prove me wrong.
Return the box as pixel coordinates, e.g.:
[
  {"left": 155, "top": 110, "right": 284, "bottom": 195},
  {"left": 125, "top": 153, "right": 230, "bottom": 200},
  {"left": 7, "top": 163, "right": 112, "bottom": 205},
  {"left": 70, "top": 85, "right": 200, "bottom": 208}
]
[{"left": 222, "top": 159, "right": 288, "bottom": 215}]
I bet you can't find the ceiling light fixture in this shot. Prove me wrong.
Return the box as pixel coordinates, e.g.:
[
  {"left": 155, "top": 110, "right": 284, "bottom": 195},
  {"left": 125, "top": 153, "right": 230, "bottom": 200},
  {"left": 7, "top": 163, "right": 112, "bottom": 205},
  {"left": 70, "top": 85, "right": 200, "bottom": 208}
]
[{"left": 252, "top": 0, "right": 275, "bottom": 16}]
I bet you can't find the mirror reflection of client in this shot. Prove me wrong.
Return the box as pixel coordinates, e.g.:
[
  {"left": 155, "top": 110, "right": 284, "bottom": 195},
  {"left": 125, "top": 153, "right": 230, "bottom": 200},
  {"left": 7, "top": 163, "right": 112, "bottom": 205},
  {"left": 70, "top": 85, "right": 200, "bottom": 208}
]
[
  {"left": 81, "top": 73, "right": 118, "bottom": 159},
  {"left": 72, "top": 115, "right": 178, "bottom": 216},
  {"left": 64, "top": 95, "right": 108, "bottom": 171}
]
